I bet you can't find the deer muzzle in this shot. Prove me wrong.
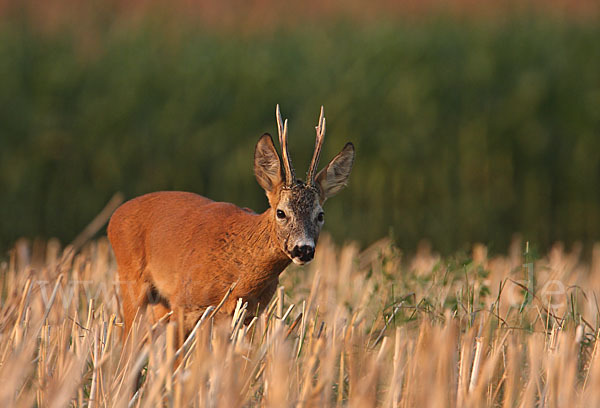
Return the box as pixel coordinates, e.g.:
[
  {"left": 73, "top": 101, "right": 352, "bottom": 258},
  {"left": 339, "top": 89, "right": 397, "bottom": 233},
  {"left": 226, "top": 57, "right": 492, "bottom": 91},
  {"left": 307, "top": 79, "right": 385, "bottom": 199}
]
[{"left": 291, "top": 241, "right": 315, "bottom": 264}]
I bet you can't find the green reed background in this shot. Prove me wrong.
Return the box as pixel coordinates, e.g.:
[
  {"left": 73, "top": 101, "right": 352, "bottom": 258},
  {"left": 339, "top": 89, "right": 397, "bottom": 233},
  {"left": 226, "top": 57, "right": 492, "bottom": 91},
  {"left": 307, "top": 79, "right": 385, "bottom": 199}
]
[{"left": 1, "top": 9, "right": 599, "bottom": 254}]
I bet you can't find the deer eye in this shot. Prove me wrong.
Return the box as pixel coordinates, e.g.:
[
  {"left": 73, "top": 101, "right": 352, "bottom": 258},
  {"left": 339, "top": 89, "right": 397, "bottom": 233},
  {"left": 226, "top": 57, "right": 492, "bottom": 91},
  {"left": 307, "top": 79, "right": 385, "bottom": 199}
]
[
  {"left": 276, "top": 209, "right": 286, "bottom": 219},
  {"left": 317, "top": 212, "right": 324, "bottom": 223}
]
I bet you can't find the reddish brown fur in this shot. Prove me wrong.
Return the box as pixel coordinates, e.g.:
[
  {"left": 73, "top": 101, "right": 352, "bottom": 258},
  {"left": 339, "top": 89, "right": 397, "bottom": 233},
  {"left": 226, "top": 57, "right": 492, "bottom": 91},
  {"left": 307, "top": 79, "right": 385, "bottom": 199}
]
[{"left": 108, "top": 191, "right": 291, "bottom": 335}]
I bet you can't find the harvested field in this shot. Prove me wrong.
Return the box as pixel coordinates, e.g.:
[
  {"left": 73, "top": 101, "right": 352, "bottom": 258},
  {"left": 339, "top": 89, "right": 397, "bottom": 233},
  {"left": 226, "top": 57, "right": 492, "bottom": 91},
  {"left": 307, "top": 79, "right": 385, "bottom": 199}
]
[{"left": 1, "top": 236, "right": 599, "bottom": 406}]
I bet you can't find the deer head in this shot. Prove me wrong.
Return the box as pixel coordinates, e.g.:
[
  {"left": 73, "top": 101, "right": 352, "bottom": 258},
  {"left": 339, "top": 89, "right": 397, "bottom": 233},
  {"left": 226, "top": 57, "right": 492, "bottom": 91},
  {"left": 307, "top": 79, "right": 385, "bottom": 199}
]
[{"left": 254, "top": 105, "right": 355, "bottom": 265}]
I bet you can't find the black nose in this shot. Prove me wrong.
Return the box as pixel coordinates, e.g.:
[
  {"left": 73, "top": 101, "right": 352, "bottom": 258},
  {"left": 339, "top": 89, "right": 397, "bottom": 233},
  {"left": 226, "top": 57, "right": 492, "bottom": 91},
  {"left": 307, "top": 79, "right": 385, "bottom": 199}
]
[{"left": 291, "top": 245, "right": 315, "bottom": 262}]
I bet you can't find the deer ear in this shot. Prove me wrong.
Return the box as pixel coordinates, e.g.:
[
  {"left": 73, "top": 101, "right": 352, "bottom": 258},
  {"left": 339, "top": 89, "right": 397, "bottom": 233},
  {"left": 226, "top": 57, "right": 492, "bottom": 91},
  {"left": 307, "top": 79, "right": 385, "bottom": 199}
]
[
  {"left": 254, "top": 133, "right": 283, "bottom": 193},
  {"left": 315, "top": 142, "right": 355, "bottom": 203}
]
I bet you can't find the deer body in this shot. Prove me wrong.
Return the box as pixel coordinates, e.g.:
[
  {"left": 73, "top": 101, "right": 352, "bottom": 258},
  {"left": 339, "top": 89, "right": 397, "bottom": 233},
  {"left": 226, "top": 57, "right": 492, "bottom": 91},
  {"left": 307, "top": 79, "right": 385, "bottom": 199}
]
[
  {"left": 109, "top": 191, "right": 290, "bottom": 332},
  {"left": 108, "top": 106, "right": 354, "bottom": 336}
]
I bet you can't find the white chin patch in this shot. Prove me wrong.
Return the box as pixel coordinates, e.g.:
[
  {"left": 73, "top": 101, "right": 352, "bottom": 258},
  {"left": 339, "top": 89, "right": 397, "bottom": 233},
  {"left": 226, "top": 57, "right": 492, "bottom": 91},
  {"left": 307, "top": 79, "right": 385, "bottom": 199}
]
[{"left": 292, "top": 258, "right": 312, "bottom": 266}]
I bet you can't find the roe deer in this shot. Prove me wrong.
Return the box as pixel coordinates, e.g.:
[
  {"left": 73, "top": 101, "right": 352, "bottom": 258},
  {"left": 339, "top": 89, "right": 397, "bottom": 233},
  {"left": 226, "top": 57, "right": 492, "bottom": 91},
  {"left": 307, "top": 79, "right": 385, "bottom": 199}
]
[{"left": 108, "top": 106, "right": 354, "bottom": 337}]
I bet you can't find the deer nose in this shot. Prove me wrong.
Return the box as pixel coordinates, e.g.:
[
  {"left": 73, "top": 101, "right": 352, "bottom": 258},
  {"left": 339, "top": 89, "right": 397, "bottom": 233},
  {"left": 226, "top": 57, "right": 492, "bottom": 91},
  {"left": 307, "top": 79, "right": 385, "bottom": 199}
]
[{"left": 291, "top": 244, "right": 315, "bottom": 262}]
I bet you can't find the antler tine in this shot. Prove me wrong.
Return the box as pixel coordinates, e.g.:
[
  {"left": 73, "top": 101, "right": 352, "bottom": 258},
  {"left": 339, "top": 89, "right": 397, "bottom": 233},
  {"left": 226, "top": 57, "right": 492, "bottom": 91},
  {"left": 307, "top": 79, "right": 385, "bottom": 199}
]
[
  {"left": 276, "top": 105, "right": 295, "bottom": 186},
  {"left": 307, "top": 106, "right": 326, "bottom": 186},
  {"left": 276, "top": 104, "right": 284, "bottom": 149}
]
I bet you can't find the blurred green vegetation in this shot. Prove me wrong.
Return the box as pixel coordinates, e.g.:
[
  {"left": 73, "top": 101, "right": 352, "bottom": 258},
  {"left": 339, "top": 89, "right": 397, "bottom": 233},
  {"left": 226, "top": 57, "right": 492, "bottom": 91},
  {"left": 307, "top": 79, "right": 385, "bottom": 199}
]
[{"left": 1, "top": 15, "right": 599, "bottom": 254}]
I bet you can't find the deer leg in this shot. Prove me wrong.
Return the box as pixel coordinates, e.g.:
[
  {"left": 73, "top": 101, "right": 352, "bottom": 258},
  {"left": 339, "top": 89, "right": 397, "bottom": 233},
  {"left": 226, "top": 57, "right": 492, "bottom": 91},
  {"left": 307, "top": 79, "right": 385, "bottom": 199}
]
[
  {"left": 150, "top": 303, "right": 171, "bottom": 322},
  {"left": 243, "top": 279, "right": 279, "bottom": 325},
  {"left": 257, "top": 280, "right": 279, "bottom": 313},
  {"left": 118, "top": 278, "right": 150, "bottom": 340},
  {"left": 147, "top": 282, "right": 171, "bottom": 323}
]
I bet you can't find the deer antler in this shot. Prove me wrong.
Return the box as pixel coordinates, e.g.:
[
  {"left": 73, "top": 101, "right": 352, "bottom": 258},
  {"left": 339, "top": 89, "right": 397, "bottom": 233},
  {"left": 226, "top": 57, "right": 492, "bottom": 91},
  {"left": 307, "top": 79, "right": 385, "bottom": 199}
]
[
  {"left": 276, "top": 105, "right": 295, "bottom": 187},
  {"left": 307, "top": 106, "right": 325, "bottom": 186}
]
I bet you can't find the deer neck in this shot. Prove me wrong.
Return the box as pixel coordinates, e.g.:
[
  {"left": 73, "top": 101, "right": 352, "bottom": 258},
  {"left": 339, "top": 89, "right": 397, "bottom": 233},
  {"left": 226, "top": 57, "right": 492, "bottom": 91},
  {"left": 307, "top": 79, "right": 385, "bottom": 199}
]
[{"left": 231, "top": 208, "right": 291, "bottom": 281}]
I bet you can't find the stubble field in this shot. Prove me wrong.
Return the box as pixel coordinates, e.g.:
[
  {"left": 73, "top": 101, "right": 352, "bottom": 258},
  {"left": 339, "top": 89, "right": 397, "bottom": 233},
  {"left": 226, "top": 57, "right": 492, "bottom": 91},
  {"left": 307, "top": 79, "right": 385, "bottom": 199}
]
[{"left": 1, "top": 235, "right": 599, "bottom": 407}]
